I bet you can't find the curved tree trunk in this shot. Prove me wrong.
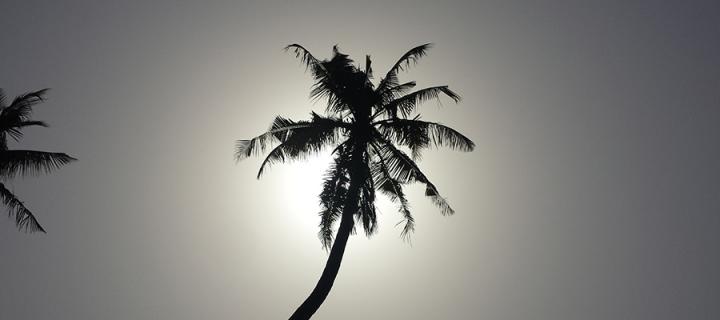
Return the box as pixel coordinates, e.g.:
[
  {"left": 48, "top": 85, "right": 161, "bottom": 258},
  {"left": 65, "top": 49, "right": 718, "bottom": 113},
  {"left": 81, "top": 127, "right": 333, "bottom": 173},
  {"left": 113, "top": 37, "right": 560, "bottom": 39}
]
[{"left": 288, "top": 206, "right": 355, "bottom": 319}]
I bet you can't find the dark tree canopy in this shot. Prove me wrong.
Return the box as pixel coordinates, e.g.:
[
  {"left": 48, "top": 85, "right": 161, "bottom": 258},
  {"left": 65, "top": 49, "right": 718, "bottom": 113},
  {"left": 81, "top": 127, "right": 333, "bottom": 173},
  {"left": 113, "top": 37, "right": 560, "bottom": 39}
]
[
  {"left": 236, "top": 43, "right": 474, "bottom": 248},
  {"left": 0, "top": 89, "right": 76, "bottom": 232}
]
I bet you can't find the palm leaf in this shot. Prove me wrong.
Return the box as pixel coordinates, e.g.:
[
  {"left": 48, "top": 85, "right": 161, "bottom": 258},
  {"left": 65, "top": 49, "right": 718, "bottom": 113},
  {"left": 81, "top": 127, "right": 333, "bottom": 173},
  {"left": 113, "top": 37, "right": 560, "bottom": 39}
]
[
  {"left": 371, "top": 134, "right": 454, "bottom": 215},
  {"left": 382, "top": 86, "right": 461, "bottom": 118},
  {"left": 0, "top": 183, "right": 45, "bottom": 233},
  {"left": 376, "top": 118, "right": 475, "bottom": 156},
  {"left": 9, "top": 89, "right": 49, "bottom": 108},
  {"left": 369, "top": 143, "right": 414, "bottom": 238},
  {"left": 285, "top": 44, "right": 328, "bottom": 80},
  {"left": 387, "top": 81, "right": 416, "bottom": 97},
  {"left": 374, "top": 82, "right": 417, "bottom": 116},
  {"left": 17, "top": 120, "right": 48, "bottom": 128},
  {"left": 256, "top": 113, "right": 346, "bottom": 178},
  {"left": 318, "top": 149, "right": 351, "bottom": 249},
  {"left": 376, "top": 72, "right": 400, "bottom": 98},
  {"left": 1, "top": 121, "right": 49, "bottom": 142},
  {"left": 235, "top": 117, "right": 316, "bottom": 160},
  {"left": 357, "top": 169, "right": 377, "bottom": 236},
  {"left": 286, "top": 44, "right": 362, "bottom": 115},
  {"left": 377, "top": 44, "right": 433, "bottom": 92},
  {"left": 376, "top": 117, "right": 429, "bottom": 159},
  {"left": 0, "top": 150, "right": 76, "bottom": 178},
  {"left": 388, "top": 43, "right": 433, "bottom": 73},
  {"left": 0, "top": 89, "right": 50, "bottom": 137}
]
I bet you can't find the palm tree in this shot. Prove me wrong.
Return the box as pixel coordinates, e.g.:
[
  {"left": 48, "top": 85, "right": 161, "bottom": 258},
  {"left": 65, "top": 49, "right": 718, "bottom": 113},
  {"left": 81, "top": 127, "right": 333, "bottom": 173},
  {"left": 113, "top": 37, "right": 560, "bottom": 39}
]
[
  {"left": 236, "top": 44, "right": 474, "bottom": 319},
  {"left": 0, "top": 88, "right": 76, "bottom": 233}
]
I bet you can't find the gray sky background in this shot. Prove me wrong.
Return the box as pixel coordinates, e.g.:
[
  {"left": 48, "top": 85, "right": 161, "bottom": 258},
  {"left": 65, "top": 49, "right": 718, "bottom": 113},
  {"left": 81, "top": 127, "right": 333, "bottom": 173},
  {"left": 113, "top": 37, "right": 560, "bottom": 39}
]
[{"left": 1, "top": 1, "right": 719, "bottom": 319}]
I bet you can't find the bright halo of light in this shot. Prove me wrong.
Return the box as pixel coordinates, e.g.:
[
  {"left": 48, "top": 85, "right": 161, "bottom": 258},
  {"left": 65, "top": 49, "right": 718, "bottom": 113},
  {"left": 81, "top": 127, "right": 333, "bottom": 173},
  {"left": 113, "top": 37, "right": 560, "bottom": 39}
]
[{"left": 278, "top": 151, "right": 334, "bottom": 233}]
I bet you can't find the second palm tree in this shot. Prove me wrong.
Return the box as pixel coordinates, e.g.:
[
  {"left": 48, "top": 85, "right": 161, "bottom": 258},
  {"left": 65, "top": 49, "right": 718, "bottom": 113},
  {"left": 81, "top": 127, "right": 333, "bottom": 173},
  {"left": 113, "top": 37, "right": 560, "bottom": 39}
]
[{"left": 0, "top": 88, "right": 76, "bottom": 233}]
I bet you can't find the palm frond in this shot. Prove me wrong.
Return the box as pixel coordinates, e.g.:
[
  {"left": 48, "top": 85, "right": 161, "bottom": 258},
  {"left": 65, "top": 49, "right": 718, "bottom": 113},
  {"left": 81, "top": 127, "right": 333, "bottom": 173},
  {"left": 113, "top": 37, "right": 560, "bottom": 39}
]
[
  {"left": 387, "top": 81, "right": 416, "bottom": 97},
  {"left": 289, "top": 45, "right": 367, "bottom": 116},
  {"left": 389, "top": 43, "right": 433, "bottom": 73},
  {"left": 17, "top": 120, "right": 48, "bottom": 128},
  {"left": 235, "top": 116, "right": 316, "bottom": 160},
  {"left": 256, "top": 113, "right": 347, "bottom": 178},
  {"left": 318, "top": 148, "right": 351, "bottom": 249},
  {"left": 376, "top": 118, "right": 475, "bottom": 156},
  {"left": 377, "top": 44, "right": 433, "bottom": 92},
  {"left": 284, "top": 44, "right": 328, "bottom": 79},
  {"left": 1, "top": 121, "right": 49, "bottom": 142},
  {"left": 0, "top": 183, "right": 45, "bottom": 233},
  {"left": 376, "top": 72, "right": 400, "bottom": 98},
  {"left": 9, "top": 89, "right": 49, "bottom": 106},
  {"left": 285, "top": 44, "right": 347, "bottom": 114},
  {"left": 376, "top": 117, "right": 429, "bottom": 160},
  {"left": 0, "top": 89, "right": 51, "bottom": 136},
  {"left": 309, "top": 83, "right": 346, "bottom": 115},
  {"left": 0, "top": 150, "right": 76, "bottom": 178},
  {"left": 369, "top": 143, "right": 414, "bottom": 238},
  {"left": 374, "top": 82, "right": 417, "bottom": 116},
  {"left": 382, "top": 86, "right": 461, "bottom": 118},
  {"left": 357, "top": 170, "right": 377, "bottom": 236},
  {"left": 3, "top": 89, "right": 48, "bottom": 121},
  {"left": 370, "top": 134, "right": 454, "bottom": 215}
]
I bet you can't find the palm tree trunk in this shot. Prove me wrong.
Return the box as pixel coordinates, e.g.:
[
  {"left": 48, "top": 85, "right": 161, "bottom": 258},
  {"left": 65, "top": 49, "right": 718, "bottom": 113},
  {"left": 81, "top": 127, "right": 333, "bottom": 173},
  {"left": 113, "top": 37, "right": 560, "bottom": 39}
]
[{"left": 288, "top": 205, "right": 355, "bottom": 320}]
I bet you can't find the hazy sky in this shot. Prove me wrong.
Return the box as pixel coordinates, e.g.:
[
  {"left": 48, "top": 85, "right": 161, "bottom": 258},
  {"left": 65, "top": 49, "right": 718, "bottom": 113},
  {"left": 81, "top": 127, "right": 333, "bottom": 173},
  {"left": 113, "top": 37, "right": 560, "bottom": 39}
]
[{"left": 1, "top": 1, "right": 719, "bottom": 319}]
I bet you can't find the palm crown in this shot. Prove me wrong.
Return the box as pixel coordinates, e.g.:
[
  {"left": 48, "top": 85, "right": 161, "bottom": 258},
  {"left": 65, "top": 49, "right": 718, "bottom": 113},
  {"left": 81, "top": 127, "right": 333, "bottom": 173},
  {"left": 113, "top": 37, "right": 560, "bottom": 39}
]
[
  {"left": 236, "top": 43, "right": 474, "bottom": 247},
  {"left": 0, "top": 89, "right": 76, "bottom": 232}
]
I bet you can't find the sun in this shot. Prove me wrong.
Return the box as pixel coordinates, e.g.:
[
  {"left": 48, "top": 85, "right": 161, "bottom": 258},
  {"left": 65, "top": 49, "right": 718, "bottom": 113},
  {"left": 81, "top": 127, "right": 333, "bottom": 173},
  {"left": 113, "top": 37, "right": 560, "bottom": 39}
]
[{"left": 277, "top": 151, "right": 335, "bottom": 231}]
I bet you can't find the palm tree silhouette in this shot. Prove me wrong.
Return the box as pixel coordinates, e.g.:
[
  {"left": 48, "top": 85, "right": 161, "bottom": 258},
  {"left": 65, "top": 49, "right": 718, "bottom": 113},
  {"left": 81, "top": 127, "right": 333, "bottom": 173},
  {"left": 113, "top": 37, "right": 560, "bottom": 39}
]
[
  {"left": 0, "top": 89, "right": 76, "bottom": 233},
  {"left": 236, "top": 44, "right": 474, "bottom": 319}
]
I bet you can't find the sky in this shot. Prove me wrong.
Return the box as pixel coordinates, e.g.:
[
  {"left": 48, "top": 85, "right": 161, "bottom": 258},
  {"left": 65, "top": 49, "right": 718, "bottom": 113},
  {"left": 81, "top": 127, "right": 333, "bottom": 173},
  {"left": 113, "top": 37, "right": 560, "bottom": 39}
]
[{"left": 1, "top": 0, "right": 719, "bottom": 319}]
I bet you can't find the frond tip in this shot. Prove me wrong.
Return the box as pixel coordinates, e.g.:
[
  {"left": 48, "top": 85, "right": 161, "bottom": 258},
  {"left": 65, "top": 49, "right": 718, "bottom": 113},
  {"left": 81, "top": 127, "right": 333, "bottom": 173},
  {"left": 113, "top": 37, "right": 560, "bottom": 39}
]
[
  {"left": 389, "top": 43, "right": 433, "bottom": 74},
  {"left": 284, "top": 44, "right": 320, "bottom": 71},
  {"left": 318, "top": 151, "right": 350, "bottom": 249}
]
